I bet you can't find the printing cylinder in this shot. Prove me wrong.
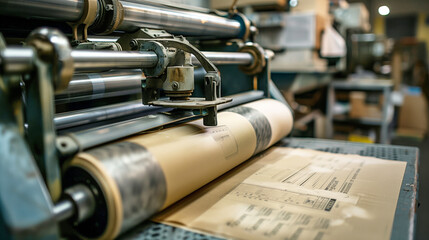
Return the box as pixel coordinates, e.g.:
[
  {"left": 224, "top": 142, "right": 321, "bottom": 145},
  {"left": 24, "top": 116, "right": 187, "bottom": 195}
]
[{"left": 63, "top": 99, "right": 293, "bottom": 239}]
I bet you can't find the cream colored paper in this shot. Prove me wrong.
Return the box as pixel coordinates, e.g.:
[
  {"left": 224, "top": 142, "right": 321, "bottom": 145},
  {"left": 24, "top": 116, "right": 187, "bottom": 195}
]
[
  {"left": 129, "top": 99, "right": 293, "bottom": 208},
  {"left": 155, "top": 147, "right": 406, "bottom": 240}
]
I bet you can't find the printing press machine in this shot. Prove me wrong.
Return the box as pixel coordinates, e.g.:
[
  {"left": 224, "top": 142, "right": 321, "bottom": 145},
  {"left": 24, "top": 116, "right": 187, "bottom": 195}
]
[{"left": 0, "top": 1, "right": 418, "bottom": 240}]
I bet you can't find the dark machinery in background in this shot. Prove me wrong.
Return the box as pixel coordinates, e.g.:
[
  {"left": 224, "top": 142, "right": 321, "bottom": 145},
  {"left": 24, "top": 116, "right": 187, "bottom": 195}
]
[{"left": 0, "top": 0, "right": 289, "bottom": 239}]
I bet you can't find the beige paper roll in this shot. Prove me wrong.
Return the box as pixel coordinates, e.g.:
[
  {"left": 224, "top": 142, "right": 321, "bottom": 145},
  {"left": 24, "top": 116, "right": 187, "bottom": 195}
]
[{"left": 66, "top": 98, "right": 293, "bottom": 239}]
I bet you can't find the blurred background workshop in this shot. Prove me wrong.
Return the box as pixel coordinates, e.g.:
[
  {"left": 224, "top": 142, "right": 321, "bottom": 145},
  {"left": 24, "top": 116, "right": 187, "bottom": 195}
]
[{"left": 0, "top": 0, "right": 427, "bottom": 239}]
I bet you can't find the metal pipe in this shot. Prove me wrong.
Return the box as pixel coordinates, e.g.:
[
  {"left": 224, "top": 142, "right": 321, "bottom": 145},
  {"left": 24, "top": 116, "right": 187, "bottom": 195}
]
[
  {"left": 55, "top": 100, "right": 158, "bottom": 129},
  {"left": 0, "top": 0, "right": 242, "bottom": 38},
  {"left": 1, "top": 48, "right": 253, "bottom": 74},
  {"left": 196, "top": 52, "right": 253, "bottom": 65},
  {"left": 55, "top": 69, "right": 142, "bottom": 104},
  {"left": 72, "top": 50, "right": 158, "bottom": 71},
  {"left": 53, "top": 184, "right": 96, "bottom": 223},
  {"left": 0, "top": 0, "right": 84, "bottom": 22},
  {"left": 0, "top": 47, "right": 35, "bottom": 74},
  {"left": 119, "top": 1, "right": 242, "bottom": 38},
  {"left": 53, "top": 199, "right": 75, "bottom": 222},
  {"left": 58, "top": 91, "right": 264, "bottom": 150}
]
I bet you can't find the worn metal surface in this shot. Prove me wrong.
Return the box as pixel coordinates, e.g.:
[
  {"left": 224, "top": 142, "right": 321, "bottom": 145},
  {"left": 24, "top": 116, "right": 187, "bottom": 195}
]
[
  {"left": 87, "top": 142, "right": 166, "bottom": 234},
  {"left": 0, "top": 85, "right": 58, "bottom": 239},
  {"left": 55, "top": 69, "right": 142, "bottom": 104}
]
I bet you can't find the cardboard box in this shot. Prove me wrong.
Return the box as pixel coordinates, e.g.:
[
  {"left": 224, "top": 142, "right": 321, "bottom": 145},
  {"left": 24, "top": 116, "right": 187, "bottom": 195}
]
[
  {"left": 349, "top": 91, "right": 383, "bottom": 120},
  {"left": 211, "top": 0, "right": 286, "bottom": 9},
  {"left": 253, "top": 12, "right": 326, "bottom": 50},
  {"left": 397, "top": 94, "right": 428, "bottom": 139}
]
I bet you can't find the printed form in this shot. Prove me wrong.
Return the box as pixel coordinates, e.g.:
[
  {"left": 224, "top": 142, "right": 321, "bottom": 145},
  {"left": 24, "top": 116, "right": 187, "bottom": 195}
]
[{"left": 155, "top": 147, "right": 406, "bottom": 240}]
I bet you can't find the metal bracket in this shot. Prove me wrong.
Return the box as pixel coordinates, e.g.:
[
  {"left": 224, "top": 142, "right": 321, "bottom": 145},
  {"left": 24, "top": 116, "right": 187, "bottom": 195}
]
[
  {"left": 118, "top": 28, "right": 231, "bottom": 125},
  {"left": 68, "top": 0, "right": 98, "bottom": 42},
  {"left": 137, "top": 36, "right": 231, "bottom": 125},
  {"left": 24, "top": 28, "right": 74, "bottom": 201}
]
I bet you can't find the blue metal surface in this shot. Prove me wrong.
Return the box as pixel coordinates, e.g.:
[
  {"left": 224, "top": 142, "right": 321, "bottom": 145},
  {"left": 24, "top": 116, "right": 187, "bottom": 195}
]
[{"left": 0, "top": 86, "right": 58, "bottom": 240}]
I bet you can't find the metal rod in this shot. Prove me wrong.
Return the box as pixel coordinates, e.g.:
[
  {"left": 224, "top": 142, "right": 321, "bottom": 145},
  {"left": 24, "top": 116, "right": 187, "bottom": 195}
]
[
  {"left": 195, "top": 52, "right": 253, "bottom": 65},
  {"left": 119, "top": 1, "right": 242, "bottom": 38},
  {"left": 64, "top": 109, "right": 198, "bottom": 150},
  {"left": 0, "top": 0, "right": 242, "bottom": 38},
  {"left": 0, "top": 47, "right": 35, "bottom": 74},
  {"left": 55, "top": 69, "right": 142, "bottom": 104},
  {"left": 55, "top": 90, "right": 264, "bottom": 130},
  {"left": 72, "top": 50, "right": 158, "bottom": 71},
  {"left": 53, "top": 199, "right": 75, "bottom": 222},
  {"left": 53, "top": 184, "right": 96, "bottom": 223},
  {"left": 0, "top": 0, "right": 84, "bottom": 22},
  {"left": 1, "top": 48, "right": 253, "bottom": 74},
  {"left": 58, "top": 91, "right": 264, "bottom": 150},
  {"left": 55, "top": 100, "right": 158, "bottom": 129}
]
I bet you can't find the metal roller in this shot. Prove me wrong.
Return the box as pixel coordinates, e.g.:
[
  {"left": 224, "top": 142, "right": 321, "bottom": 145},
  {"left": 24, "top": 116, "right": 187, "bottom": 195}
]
[
  {"left": 63, "top": 99, "right": 293, "bottom": 239},
  {"left": 119, "top": 1, "right": 242, "bottom": 38},
  {"left": 55, "top": 69, "right": 143, "bottom": 104},
  {"left": 55, "top": 100, "right": 154, "bottom": 129},
  {"left": 0, "top": 0, "right": 245, "bottom": 39},
  {"left": 71, "top": 50, "right": 158, "bottom": 71},
  {"left": 55, "top": 91, "right": 264, "bottom": 130},
  {"left": 0, "top": 0, "right": 84, "bottom": 22},
  {"left": 1, "top": 48, "right": 253, "bottom": 73}
]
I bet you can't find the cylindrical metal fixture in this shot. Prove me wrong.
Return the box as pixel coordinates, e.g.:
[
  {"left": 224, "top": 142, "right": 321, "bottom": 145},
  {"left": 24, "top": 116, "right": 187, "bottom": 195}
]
[
  {"left": 64, "top": 184, "right": 96, "bottom": 224},
  {"left": 0, "top": 0, "right": 244, "bottom": 38},
  {"left": 55, "top": 100, "right": 158, "bottom": 129},
  {"left": 0, "top": 46, "right": 254, "bottom": 73},
  {"left": 72, "top": 50, "right": 158, "bottom": 71},
  {"left": 195, "top": 52, "right": 253, "bottom": 65},
  {"left": 55, "top": 69, "right": 142, "bottom": 104},
  {"left": 55, "top": 91, "right": 264, "bottom": 130},
  {"left": 0, "top": 47, "right": 35, "bottom": 74},
  {"left": 119, "top": 1, "right": 242, "bottom": 38},
  {"left": 0, "top": 0, "right": 84, "bottom": 22}
]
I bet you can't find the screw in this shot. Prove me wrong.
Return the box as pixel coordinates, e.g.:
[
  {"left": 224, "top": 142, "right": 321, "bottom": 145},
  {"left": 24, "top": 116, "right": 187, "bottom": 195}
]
[{"left": 172, "top": 81, "right": 179, "bottom": 90}]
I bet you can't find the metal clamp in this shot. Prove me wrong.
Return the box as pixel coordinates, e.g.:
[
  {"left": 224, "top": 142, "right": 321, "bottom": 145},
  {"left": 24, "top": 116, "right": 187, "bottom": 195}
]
[
  {"left": 68, "top": 0, "right": 98, "bottom": 42},
  {"left": 239, "top": 42, "right": 266, "bottom": 75},
  {"left": 140, "top": 41, "right": 169, "bottom": 77}
]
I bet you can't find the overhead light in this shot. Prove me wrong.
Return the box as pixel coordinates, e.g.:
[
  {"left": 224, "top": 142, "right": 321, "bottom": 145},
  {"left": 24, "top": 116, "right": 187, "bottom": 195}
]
[
  {"left": 378, "top": 6, "right": 390, "bottom": 16},
  {"left": 289, "top": 0, "right": 298, "bottom": 8}
]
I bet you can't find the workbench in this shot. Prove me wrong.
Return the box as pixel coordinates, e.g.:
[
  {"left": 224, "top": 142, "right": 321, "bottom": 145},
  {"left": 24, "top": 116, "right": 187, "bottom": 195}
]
[{"left": 119, "top": 138, "right": 418, "bottom": 240}]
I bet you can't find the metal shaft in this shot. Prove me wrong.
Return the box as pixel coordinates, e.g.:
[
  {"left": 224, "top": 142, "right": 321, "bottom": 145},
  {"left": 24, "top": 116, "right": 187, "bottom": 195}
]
[
  {"left": 72, "top": 50, "right": 158, "bottom": 71},
  {"left": 53, "top": 184, "right": 96, "bottom": 223},
  {"left": 0, "top": 0, "right": 242, "bottom": 38},
  {"left": 1, "top": 48, "right": 253, "bottom": 74},
  {"left": 55, "top": 69, "right": 142, "bottom": 104},
  {"left": 0, "top": 0, "right": 84, "bottom": 22},
  {"left": 196, "top": 52, "right": 253, "bottom": 65},
  {"left": 119, "top": 1, "right": 241, "bottom": 38},
  {"left": 57, "top": 91, "right": 264, "bottom": 150},
  {"left": 55, "top": 100, "right": 158, "bottom": 129}
]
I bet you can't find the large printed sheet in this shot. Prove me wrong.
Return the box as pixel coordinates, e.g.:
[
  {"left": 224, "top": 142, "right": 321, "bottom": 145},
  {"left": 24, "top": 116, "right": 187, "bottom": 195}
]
[{"left": 155, "top": 147, "right": 406, "bottom": 240}]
